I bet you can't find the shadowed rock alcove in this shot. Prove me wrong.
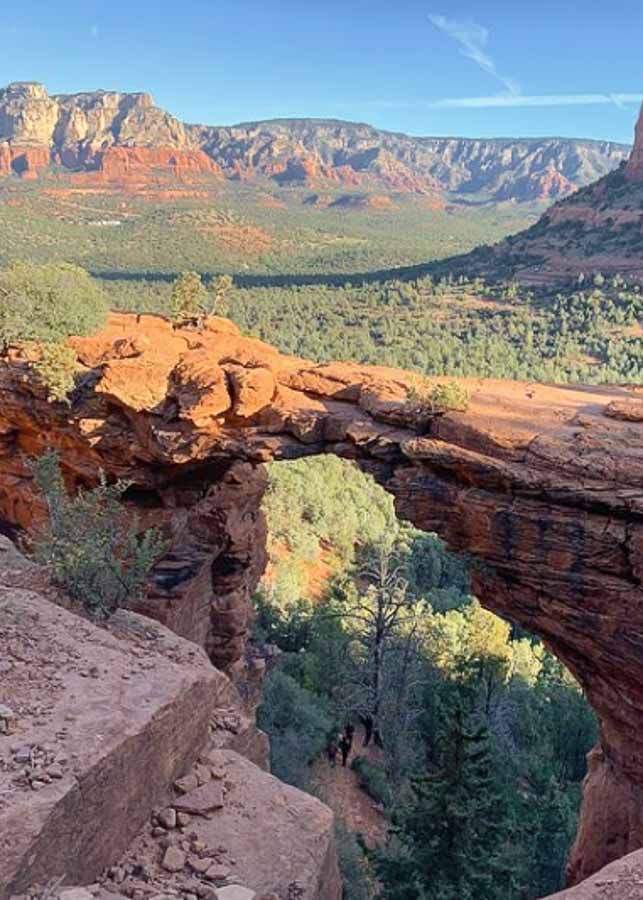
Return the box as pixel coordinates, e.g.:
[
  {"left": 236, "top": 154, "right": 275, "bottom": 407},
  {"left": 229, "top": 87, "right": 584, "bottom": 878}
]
[{"left": 1, "top": 312, "right": 642, "bottom": 887}]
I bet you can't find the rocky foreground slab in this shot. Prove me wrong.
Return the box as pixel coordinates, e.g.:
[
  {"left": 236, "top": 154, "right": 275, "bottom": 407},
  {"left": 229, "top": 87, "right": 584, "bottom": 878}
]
[
  {"left": 0, "top": 554, "right": 233, "bottom": 895},
  {"left": 0, "top": 539, "right": 341, "bottom": 899}
]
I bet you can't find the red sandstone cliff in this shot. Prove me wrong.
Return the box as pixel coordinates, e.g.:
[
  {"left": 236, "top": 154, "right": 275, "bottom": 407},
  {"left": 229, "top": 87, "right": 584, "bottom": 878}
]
[
  {"left": 0, "top": 81, "right": 629, "bottom": 199},
  {"left": 0, "top": 313, "right": 642, "bottom": 886}
]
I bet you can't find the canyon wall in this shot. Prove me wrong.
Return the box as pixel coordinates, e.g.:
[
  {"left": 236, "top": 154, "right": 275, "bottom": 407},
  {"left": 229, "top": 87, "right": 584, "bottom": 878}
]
[
  {"left": 0, "top": 81, "right": 629, "bottom": 199},
  {"left": 0, "top": 313, "right": 642, "bottom": 885}
]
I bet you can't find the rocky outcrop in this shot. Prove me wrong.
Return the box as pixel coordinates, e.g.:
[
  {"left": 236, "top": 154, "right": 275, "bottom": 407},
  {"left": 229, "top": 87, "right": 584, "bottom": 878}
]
[
  {"left": 0, "top": 546, "right": 235, "bottom": 896},
  {"left": 0, "top": 313, "right": 642, "bottom": 883},
  {"left": 0, "top": 82, "right": 211, "bottom": 183},
  {"left": 0, "top": 143, "right": 51, "bottom": 178},
  {"left": 625, "top": 102, "right": 643, "bottom": 181},
  {"left": 546, "top": 847, "right": 643, "bottom": 899},
  {"left": 0, "top": 81, "right": 629, "bottom": 199},
  {"left": 90, "top": 147, "right": 222, "bottom": 181},
  {"left": 0, "top": 538, "right": 340, "bottom": 899}
]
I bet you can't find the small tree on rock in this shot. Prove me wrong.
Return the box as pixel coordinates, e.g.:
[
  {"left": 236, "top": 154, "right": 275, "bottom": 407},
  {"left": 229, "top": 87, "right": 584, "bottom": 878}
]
[
  {"left": 29, "top": 450, "right": 167, "bottom": 619},
  {"left": 32, "top": 343, "right": 78, "bottom": 403},
  {"left": 211, "top": 274, "right": 233, "bottom": 317},
  {"left": 170, "top": 271, "right": 209, "bottom": 325}
]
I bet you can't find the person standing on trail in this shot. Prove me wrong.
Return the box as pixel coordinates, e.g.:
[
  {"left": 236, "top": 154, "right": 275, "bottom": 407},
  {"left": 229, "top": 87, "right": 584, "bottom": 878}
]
[
  {"left": 360, "top": 713, "right": 374, "bottom": 747},
  {"left": 327, "top": 736, "right": 338, "bottom": 768},
  {"left": 344, "top": 722, "right": 355, "bottom": 752},
  {"left": 339, "top": 732, "right": 351, "bottom": 768}
]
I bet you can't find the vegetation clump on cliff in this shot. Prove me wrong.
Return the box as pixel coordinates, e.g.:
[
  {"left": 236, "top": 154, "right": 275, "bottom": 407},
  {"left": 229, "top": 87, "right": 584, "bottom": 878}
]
[
  {"left": 407, "top": 378, "right": 470, "bottom": 414},
  {"left": 29, "top": 450, "right": 166, "bottom": 619},
  {"left": 170, "top": 271, "right": 233, "bottom": 327},
  {"left": 31, "top": 342, "right": 79, "bottom": 403},
  {"left": 0, "top": 261, "right": 110, "bottom": 402}
]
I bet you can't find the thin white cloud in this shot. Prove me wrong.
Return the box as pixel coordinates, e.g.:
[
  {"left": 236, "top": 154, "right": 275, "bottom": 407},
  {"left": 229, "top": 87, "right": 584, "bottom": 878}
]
[
  {"left": 432, "top": 93, "right": 643, "bottom": 109},
  {"left": 428, "top": 13, "right": 520, "bottom": 96}
]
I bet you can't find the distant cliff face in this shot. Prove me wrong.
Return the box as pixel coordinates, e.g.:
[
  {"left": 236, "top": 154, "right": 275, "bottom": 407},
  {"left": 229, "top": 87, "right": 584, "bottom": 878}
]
[
  {"left": 193, "top": 118, "right": 627, "bottom": 201},
  {"left": 0, "top": 81, "right": 630, "bottom": 201},
  {"left": 458, "top": 122, "right": 643, "bottom": 285}
]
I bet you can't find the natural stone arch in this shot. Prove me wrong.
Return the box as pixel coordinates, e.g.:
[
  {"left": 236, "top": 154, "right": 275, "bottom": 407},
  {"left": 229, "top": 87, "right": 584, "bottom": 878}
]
[{"left": 1, "top": 312, "right": 642, "bottom": 886}]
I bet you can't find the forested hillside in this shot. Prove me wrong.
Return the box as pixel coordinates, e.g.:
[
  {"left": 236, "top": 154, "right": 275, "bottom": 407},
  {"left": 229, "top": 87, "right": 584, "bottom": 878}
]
[{"left": 104, "top": 269, "right": 643, "bottom": 384}]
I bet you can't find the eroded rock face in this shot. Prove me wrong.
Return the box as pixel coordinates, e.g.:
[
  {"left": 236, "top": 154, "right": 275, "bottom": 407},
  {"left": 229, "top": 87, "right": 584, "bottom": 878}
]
[
  {"left": 0, "top": 82, "right": 220, "bottom": 182},
  {"left": 0, "top": 313, "right": 642, "bottom": 884}
]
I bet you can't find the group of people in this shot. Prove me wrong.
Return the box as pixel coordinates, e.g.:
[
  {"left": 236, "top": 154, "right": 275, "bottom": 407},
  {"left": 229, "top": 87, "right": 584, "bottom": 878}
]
[{"left": 327, "top": 722, "right": 355, "bottom": 768}]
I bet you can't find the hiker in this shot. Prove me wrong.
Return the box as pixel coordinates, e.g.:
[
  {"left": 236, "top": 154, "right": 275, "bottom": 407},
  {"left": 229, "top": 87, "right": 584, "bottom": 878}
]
[
  {"left": 344, "top": 721, "right": 355, "bottom": 751},
  {"left": 360, "top": 713, "right": 374, "bottom": 747},
  {"left": 339, "top": 732, "right": 351, "bottom": 768},
  {"left": 327, "top": 737, "right": 338, "bottom": 768}
]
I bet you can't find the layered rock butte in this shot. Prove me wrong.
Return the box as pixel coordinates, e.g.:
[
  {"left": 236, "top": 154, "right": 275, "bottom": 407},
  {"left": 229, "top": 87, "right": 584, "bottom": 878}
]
[
  {"left": 625, "top": 102, "right": 643, "bottom": 181},
  {"left": 0, "top": 81, "right": 629, "bottom": 200},
  {"left": 0, "top": 312, "right": 642, "bottom": 889}
]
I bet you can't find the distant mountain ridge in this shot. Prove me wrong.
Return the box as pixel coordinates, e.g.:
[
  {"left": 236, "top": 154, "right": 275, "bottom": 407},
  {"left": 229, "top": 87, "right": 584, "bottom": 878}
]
[
  {"left": 0, "top": 81, "right": 630, "bottom": 203},
  {"left": 446, "top": 103, "right": 643, "bottom": 284}
]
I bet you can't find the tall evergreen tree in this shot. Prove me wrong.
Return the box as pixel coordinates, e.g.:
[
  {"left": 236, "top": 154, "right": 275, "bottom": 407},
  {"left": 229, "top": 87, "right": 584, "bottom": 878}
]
[{"left": 372, "top": 703, "right": 516, "bottom": 900}]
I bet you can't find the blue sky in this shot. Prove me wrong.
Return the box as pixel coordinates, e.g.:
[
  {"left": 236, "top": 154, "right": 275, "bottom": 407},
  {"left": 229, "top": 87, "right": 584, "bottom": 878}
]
[{"left": 2, "top": 0, "right": 642, "bottom": 143}]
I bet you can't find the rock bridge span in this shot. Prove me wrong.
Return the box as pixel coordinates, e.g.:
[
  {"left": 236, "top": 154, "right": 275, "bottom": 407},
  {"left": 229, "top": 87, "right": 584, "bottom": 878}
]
[{"left": 0, "top": 312, "right": 642, "bottom": 886}]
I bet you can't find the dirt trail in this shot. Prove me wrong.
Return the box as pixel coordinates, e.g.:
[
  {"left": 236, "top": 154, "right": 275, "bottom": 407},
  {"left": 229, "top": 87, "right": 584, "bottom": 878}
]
[{"left": 310, "top": 726, "right": 388, "bottom": 848}]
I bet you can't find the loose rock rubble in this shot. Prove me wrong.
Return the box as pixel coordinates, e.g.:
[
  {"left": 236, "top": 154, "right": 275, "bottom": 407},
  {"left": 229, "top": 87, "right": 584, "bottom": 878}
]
[{"left": 73, "top": 750, "right": 341, "bottom": 900}]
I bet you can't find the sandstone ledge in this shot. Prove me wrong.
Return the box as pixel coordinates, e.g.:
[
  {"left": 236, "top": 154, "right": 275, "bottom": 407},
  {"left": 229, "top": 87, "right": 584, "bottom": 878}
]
[
  {"left": 0, "top": 569, "right": 233, "bottom": 896},
  {"left": 547, "top": 847, "right": 643, "bottom": 899}
]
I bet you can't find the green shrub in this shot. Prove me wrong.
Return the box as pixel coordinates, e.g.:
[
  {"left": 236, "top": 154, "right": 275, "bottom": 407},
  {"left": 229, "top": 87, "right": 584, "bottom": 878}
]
[
  {"left": 171, "top": 271, "right": 209, "bottom": 324},
  {"left": 407, "top": 378, "right": 470, "bottom": 413},
  {"left": 0, "top": 262, "right": 109, "bottom": 345},
  {"left": 28, "top": 450, "right": 166, "bottom": 619},
  {"left": 32, "top": 343, "right": 78, "bottom": 403},
  {"left": 351, "top": 755, "right": 392, "bottom": 807},
  {"left": 257, "top": 667, "right": 332, "bottom": 789},
  {"left": 210, "top": 274, "right": 233, "bottom": 316},
  {"left": 334, "top": 822, "right": 373, "bottom": 900}
]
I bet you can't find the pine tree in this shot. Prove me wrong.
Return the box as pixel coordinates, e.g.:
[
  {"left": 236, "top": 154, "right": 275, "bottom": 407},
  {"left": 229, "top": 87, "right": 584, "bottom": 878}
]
[
  {"left": 373, "top": 703, "right": 516, "bottom": 900},
  {"left": 170, "top": 271, "right": 209, "bottom": 324}
]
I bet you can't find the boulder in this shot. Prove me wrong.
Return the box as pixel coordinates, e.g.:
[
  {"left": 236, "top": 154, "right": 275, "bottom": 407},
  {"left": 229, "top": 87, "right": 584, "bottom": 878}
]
[{"left": 173, "top": 779, "right": 225, "bottom": 815}]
